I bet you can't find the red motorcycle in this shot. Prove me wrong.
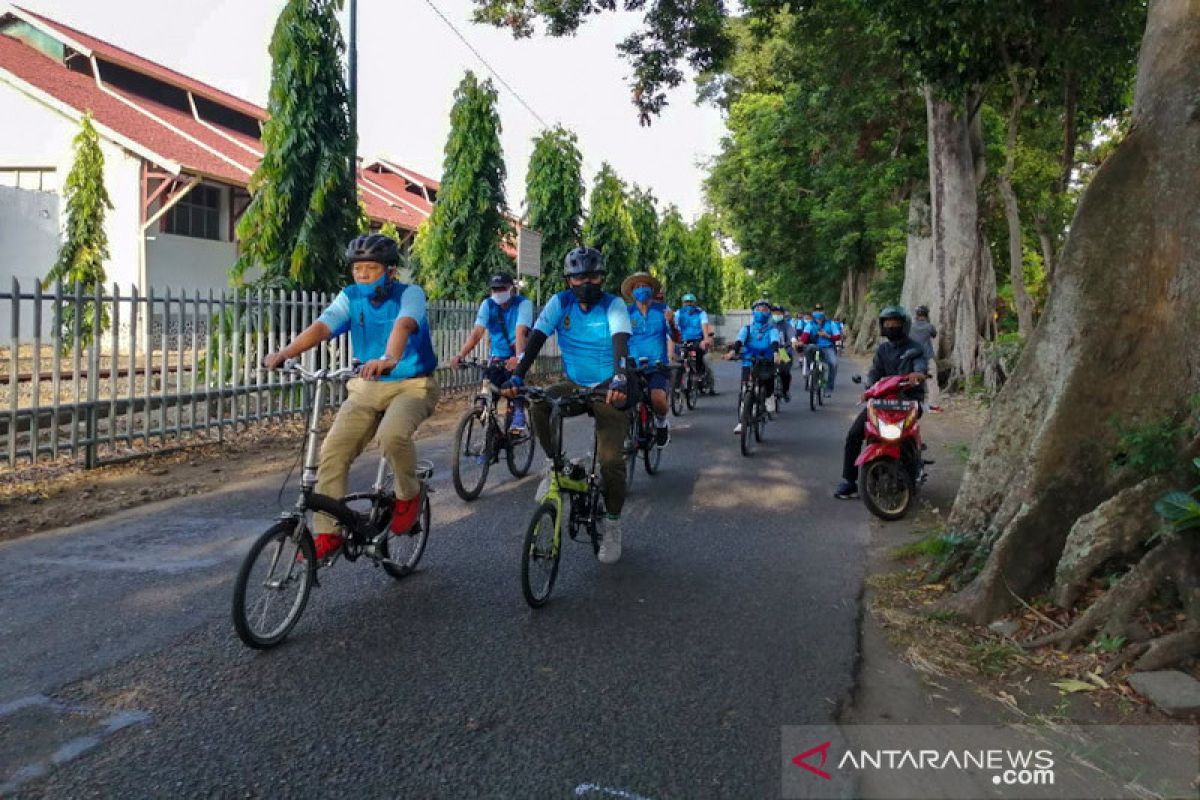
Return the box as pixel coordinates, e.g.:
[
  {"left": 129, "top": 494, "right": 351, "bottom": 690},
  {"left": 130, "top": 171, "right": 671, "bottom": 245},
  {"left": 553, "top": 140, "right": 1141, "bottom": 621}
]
[{"left": 854, "top": 374, "right": 928, "bottom": 520}]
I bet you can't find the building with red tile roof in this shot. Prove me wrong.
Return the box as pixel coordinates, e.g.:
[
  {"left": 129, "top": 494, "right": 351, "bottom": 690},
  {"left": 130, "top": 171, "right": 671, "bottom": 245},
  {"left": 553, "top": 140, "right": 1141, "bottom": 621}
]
[{"left": 0, "top": 5, "right": 441, "bottom": 295}]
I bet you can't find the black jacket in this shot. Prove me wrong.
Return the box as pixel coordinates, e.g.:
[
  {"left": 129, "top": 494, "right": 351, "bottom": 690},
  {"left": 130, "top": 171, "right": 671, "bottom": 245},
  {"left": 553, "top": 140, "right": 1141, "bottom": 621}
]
[{"left": 867, "top": 337, "right": 929, "bottom": 399}]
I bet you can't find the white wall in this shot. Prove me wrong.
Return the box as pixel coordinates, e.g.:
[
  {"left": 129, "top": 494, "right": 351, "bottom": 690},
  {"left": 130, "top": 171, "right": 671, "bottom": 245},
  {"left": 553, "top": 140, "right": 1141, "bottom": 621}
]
[
  {"left": 146, "top": 232, "right": 237, "bottom": 294},
  {"left": 0, "top": 184, "right": 58, "bottom": 338}
]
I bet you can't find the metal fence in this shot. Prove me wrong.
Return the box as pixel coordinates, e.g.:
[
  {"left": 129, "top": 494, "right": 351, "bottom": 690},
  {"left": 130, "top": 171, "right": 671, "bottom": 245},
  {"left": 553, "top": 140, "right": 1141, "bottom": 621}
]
[{"left": 1, "top": 279, "right": 560, "bottom": 468}]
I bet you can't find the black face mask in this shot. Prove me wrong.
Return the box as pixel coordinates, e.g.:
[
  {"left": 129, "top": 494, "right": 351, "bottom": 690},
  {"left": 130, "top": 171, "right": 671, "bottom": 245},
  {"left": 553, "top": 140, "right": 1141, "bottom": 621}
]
[
  {"left": 572, "top": 282, "right": 603, "bottom": 305},
  {"left": 882, "top": 326, "right": 905, "bottom": 342}
]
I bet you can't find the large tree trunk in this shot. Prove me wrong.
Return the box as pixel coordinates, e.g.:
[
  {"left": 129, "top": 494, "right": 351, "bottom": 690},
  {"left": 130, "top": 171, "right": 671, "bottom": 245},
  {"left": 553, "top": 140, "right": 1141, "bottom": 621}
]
[
  {"left": 916, "top": 88, "right": 997, "bottom": 385},
  {"left": 945, "top": 0, "right": 1200, "bottom": 623},
  {"left": 998, "top": 73, "right": 1035, "bottom": 337},
  {"left": 900, "top": 188, "right": 935, "bottom": 344}
]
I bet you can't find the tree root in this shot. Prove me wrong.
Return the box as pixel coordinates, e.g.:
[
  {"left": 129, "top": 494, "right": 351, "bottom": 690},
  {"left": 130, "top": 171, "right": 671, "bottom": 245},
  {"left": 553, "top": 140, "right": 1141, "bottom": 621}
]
[
  {"left": 1134, "top": 629, "right": 1200, "bottom": 672},
  {"left": 1024, "top": 538, "right": 1186, "bottom": 651}
]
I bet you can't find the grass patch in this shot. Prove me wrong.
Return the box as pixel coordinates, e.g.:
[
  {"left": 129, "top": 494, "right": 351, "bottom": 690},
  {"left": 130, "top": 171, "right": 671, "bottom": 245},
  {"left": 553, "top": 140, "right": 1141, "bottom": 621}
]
[
  {"left": 967, "top": 640, "right": 1026, "bottom": 676},
  {"left": 951, "top": 442, "right": 972, "bottom": 463},
  {"left": 892, "top": 528, "right": 966, "bottom": 561}
]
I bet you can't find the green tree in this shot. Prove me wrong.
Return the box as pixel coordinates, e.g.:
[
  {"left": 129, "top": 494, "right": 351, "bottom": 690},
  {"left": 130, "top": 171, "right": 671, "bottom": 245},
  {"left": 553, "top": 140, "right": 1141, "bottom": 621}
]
[
  {"left": 524, "top": 125, "right": 584, "bottom": 298},
  {"left": 653, "top": 205, "right": 690, "bottom": 296},
  {"left": 413, "top": 71, "right": 514, "bottom": 300},
  {"left": 721, "top": 253, "right": 753, "bottom": 310},
  {"left": 627, "top": 185, "right": 659, "bottom": 272},
  {"left": 232, "top": 0, "right": 357, "bottom": 293},
  {"left": 44, "top": 112, "right": 112, "bottom": 346},
  {"left": 687, "top": 214, "right": 724, "bottom": 311},
  {"left": 582, "top": 163, "right": 637, "bottom": 293}
]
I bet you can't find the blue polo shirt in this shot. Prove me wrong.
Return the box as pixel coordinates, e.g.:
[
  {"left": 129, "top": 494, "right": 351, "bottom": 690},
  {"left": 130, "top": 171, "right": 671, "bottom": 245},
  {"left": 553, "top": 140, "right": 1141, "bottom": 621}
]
[
  {"left": 474, "top": 296, "right": 533, "bottom": 359},
  {"left": 676, "top": 305, "right": 709, "bottom": 341},
  {"left": 317, "top": 282, "right": 438, "bottom": 380},
  {"left": 534, "top": 290, "right": 632, "bottom": 387},
  {"left": 737, "top": 322, "right": 782, "bottom": 367},
  {"left": 627, "top": 301, "right": 671, "bottom": 365}
]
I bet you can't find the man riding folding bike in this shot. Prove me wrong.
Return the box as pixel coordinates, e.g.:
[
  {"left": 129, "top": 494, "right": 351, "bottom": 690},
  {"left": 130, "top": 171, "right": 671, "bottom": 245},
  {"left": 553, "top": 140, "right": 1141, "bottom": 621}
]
[
  {"left": 262, "top": 233, "right": 439, "bottom": 562},
  {"left": 502, "top": 247, "right": 634, "bottom": 565},
  {"left": 450, "top": 271, "right": 533, "bottom": 432},
  {"left": 623, "top": 271, "right": 677, "bottom": 447},
  {"left": 724, "top": 298, "right": 782, "bottom": 434},
  {"left": 674, "top": 292, "right": 716, "bottom": 395}
]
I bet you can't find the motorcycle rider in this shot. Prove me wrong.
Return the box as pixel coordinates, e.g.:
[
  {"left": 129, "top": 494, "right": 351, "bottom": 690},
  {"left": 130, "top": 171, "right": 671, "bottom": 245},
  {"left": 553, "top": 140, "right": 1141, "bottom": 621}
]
[{"left": 834, "top": 306, "right": 928, "bottom": 500}]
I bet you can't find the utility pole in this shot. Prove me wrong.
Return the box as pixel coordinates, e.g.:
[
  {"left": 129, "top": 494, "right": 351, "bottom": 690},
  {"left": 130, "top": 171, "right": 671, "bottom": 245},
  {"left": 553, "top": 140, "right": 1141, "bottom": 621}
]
[{"left": 348, "top": 0, "right": 358, "bottom": 187}]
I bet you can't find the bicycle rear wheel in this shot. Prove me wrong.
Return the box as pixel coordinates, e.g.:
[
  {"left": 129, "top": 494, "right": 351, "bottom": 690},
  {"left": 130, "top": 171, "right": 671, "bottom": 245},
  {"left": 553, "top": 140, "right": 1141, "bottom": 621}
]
[
  {"left": 521, "top": 502, "right": 561, "bottom": 608},
  {"left": 232, "top": 518, "right": 315, "bottom": 649},
  {"left": 451, "top": 410, "right": 491, "bottom": 500},
  {"left": 381, "top": 487, "right": 431, "bottom": 579}
]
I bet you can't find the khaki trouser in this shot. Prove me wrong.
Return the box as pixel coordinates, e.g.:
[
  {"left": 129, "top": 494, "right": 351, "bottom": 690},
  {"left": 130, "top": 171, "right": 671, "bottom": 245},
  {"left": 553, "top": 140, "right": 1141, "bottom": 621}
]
[
  {"left": 314, "top": 376, "right": 439, "bottom": 534},
  {"left": 529, "top": 379, "right": 629, "bottom": 516}
]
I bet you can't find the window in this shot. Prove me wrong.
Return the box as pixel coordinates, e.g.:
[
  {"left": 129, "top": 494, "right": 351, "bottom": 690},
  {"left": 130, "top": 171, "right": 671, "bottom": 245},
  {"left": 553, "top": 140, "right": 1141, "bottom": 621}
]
[{"left": 164, "top": 184, "right": 222, "bottom": 240}]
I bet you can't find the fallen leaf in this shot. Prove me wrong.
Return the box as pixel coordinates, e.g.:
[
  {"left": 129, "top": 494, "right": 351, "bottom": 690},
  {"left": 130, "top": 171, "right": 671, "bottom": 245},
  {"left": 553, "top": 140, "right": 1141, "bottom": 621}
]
[
  {"left": 1051, "top": 680, "right": 1095, "bottom": 694},
  {"left": 1086, "top": 672, "right": 1110, "bottom": 690}
]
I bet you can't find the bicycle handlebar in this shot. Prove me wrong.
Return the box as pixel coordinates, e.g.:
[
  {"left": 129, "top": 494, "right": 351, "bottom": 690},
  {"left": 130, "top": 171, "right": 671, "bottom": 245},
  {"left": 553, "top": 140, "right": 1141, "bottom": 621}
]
[{"left": 275, "top": 358, "right": 359, "bottom": 383}]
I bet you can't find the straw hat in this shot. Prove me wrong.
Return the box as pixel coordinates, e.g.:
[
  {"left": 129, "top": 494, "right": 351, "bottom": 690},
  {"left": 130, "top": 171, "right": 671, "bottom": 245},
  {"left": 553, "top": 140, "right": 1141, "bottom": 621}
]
[{"left": 620, "top": 271, "right": 662, "bottom": 302}]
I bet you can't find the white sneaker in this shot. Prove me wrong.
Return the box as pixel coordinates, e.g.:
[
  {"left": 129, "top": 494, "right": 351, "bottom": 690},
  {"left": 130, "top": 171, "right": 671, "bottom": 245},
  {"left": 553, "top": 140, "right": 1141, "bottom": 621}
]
[
  {"left": 534, "top": 459, "right": 553, "bottom": 502},
  {"left": 733, "top": 422, "right": 743, "bottom": 434},
  {"left": 597, "top": 514, "right": 623, "bottom": 564},
  {"left": 766, "top": 396, "right": 777, "bottom": 414}
]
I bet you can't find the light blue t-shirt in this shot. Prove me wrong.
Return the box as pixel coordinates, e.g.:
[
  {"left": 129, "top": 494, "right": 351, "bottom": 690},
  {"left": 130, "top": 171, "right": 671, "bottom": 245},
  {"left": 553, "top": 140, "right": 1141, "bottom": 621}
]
[
  {"left": 534, "top": 290, "right": 632, "bottom": 387},
  {"left": 676, "top": 305, "right": 709, "bottom": 341},
  {"left": 317, "top": 282, "right": 438, "bottom": 381},
  {"left": 804, "top": 319, "right": 840, "bottom": 349},
  {"left": 473, "top": 296, "right": 533, "bottom": 359},
  {"left": 737, "top": 322, "right": 782, "bottom": 367},
  {"left": 627, "top": 301, "right": 671, "bottom": 365}
]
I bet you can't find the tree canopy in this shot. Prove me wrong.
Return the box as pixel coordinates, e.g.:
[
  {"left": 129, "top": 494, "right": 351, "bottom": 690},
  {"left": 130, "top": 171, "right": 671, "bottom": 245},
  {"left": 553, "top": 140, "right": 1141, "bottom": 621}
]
[
  {"left": 582, "top": 163, "right": 638, "bottom": 293},
  {"left": 524, "top": 125, "right": 585, "bottom": 297},
  {"left": 233, "top": 0, "right": 357, "bottom": 293},
  {"left": 413, "top": 71, "right": 514, "bottom": 300}
]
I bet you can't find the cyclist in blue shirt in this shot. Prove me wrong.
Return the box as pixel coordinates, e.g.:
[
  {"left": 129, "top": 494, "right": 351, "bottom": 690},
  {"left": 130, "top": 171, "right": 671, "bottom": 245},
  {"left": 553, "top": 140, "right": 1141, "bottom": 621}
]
[
  {"left": 799, "top": 303, "right": 842, "bottom": 397},
  {"left": 263, "top": 234, "right": 438, "bottom": 561},
  {"left": 674, "top": 292, "right": 716, "bottom": 394},
  {"left": 503, "top": 247, "right": 634, "bottom": 564},
  {"left": 724, "top": 298, "right": 783, "bottom": 434},
  {"left": 623, "top": 271, "right": 677, "bottom": 447},
  {"left": 451, "top": 272, "right": 533, "bottom": 432}
]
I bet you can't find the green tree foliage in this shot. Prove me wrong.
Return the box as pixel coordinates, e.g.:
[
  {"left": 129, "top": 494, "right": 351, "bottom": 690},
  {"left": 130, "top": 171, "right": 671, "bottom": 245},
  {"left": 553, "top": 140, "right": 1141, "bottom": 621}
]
[
  {"left": 582, "top": 163, "right": 638, "bottom": 293},
  {"left": 413, "top": 72, "right": 514, "bottom": 300},
  {"left": 524, "top": 125, "right": 584, "bottom": 297},
  {"left": 704, "top": 4, "right": 922, "bottom": 311},
  {"left": 627, "top": 185, "right": 659, "bottom": 272},
  {"left": 233, "top": 0, "right": 357, "bottom": 293},
  {"left": 473, "top": 0, "right": 732, "bottom": 122},
  {"left": 652, "top": 204, "right": 694, "bottom": 299},
  {"left": 44, "top": 113, "right": 112, "bottom": 346},
  {"left": 686, "top": 214, "right": 724, "bottom": 311},
  {"left": 721, "top": 253, "right": 754, "bottom": 310}
]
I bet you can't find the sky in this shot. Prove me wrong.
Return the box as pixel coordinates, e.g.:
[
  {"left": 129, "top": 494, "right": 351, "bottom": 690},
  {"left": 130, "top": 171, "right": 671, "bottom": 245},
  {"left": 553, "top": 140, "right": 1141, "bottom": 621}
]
[{"left": 16, "top": 0, "right": 728, "bottom": 220}]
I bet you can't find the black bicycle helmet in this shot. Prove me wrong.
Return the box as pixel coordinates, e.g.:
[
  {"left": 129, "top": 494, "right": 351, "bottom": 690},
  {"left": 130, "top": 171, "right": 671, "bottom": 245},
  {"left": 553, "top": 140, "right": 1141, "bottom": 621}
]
[
  {"left": 489, "top": 272, "right": 515, "bottom": 289},
  {"left": 345, "top": 234, "right": 400, "bottom": 266},
  {"left": 878, "top": 305, "right": 911, "bottom": 336},
  {"left": 563, "top": 246, "right": 605, "bottom": 277}
]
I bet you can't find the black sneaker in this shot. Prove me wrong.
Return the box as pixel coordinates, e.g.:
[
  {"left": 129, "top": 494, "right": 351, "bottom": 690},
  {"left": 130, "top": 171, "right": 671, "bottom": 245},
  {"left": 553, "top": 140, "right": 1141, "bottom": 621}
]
[
  {"left": 655, "top": 422, "right": 670, "bottom": 448},
  {"left": 833, "top": 480, "right": 858, "bottom": 499}
]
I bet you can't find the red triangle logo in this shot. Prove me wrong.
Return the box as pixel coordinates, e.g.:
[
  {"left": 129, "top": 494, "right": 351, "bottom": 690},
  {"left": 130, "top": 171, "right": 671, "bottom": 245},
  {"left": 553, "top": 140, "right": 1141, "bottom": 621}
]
[{"left": 792, "top": 741, "right": 833, "bottom": 780}]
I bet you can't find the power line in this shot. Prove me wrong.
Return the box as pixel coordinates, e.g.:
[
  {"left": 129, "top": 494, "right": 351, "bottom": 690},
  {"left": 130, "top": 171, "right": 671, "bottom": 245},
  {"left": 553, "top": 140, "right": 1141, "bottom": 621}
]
[{"left": 421, "top": 0, "right": 551, "bottom": 130}]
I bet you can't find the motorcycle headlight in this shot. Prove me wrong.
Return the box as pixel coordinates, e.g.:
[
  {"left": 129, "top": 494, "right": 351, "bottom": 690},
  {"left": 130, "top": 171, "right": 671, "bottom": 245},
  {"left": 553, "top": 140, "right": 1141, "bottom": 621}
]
[{"left": 879, "top": 422, "right": 904, "bottom": 441}]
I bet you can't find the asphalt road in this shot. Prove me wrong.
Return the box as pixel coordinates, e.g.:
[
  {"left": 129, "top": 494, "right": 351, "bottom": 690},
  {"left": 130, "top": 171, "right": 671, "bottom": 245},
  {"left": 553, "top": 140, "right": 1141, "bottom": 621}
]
[{"left": 1, "top": 358, "right": 871, "bottom": 799}]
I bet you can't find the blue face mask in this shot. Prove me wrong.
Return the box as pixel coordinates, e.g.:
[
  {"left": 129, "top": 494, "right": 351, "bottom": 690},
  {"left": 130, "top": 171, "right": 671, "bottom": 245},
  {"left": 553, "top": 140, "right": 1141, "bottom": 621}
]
[
  {"left": 632, "top": 286, "right": 654, "bottom": 303},
  {"left": 753, "top": 310, "right": 770, "bottom": 324},
  {"left": 813, "top": 312, "right": 825, "bottom": 322},
  {"left": 349, "top": 274, "right": 388, "bottom": 300}
]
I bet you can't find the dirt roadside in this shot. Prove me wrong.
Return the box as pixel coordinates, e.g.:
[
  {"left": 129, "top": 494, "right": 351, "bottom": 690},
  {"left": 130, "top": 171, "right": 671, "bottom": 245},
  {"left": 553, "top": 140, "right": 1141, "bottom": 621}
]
[
  {"left": 0, "top": 390, "right": 476, "bottom": 542},
  {"left": 840, "top": 392, "right": 1185, "bottom": 730}
]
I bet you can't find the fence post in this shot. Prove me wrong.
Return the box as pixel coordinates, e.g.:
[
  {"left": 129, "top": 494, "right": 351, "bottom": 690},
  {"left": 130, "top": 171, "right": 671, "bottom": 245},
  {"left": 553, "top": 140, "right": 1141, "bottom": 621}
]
[
  {"left": 8, "top": 277, "right": 19, "bottom": 467},
  {"left": 84, "top": 281, "right": 101, "bottom": 468}
]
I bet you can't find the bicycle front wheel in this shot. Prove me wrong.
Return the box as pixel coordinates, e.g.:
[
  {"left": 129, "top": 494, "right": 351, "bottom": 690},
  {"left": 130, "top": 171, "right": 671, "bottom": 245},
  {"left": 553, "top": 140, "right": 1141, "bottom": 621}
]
[
  {"left": 232, "top": 519, "right": 315, "bottom": 649},
  {"left": 521, "top": 502, "right": 561, "bottom": 608},
  {"left": 506, "top": 425, "right": 536, "bottom": 479},
  {"left": 816, "top": 367, "right": 826, "bottom": 407},
  {"left": 809, "top": 366, "right": 821, "bottom": 411},
  {"left": 670, "top": 373, "right": 685, "bottom": 416},
  {"left": 382, "top": 488, "right": 431, "bottom": 579},
  {"left": 624, "top": 417, "right": 638, "bottom": 491},
  {"left": 685, "top": 371, "right": 698, "bottom": 410},
  {"left": 644, "top": 434, "right": 662, "bottom": 474},
  {"left": 451, "top": 410, "right": 491, "bottom": 501},
  {"left": 740, "top": 399, "right": 756, "bottom": 457}
]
